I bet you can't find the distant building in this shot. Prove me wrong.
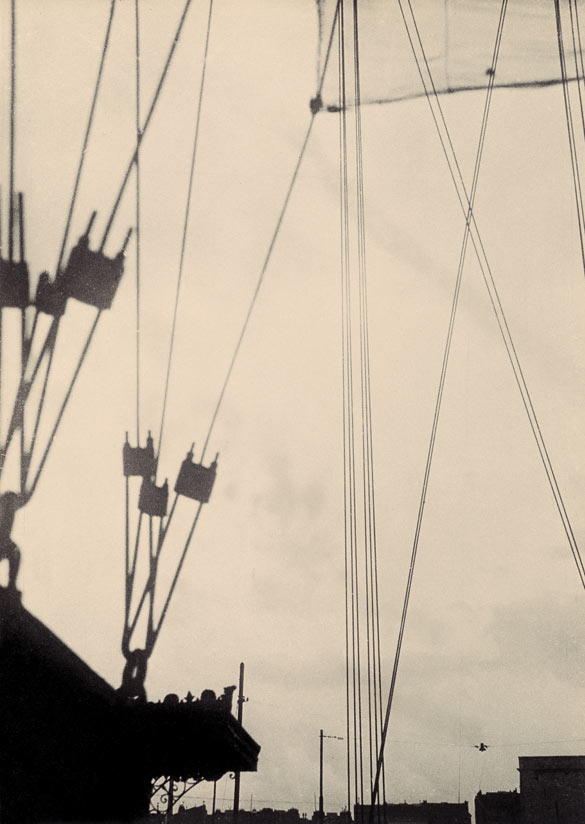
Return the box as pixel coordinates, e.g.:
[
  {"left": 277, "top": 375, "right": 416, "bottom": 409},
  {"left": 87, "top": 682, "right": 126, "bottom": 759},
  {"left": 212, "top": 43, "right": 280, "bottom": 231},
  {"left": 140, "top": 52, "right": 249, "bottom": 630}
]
[
  {"left": 474, "top": 790, "right": 521, "bottom": 824},
  {"left": 311, "top": 811, "right": 353, "bottom": 824},
  {"left": 172, "top": 804, "right": 208, "bottom": 824},
  {"left": 354, "top": 801, "right": 471, "bottom": 824},
  {"left": 518, "top": 755, "right": 585, "bottom": 823},
  {"left": 167, "top": 755, "right": 585, "bottom": 824},
  {"left": 213, "top": 808, "right": 306, "bottom": 824}
]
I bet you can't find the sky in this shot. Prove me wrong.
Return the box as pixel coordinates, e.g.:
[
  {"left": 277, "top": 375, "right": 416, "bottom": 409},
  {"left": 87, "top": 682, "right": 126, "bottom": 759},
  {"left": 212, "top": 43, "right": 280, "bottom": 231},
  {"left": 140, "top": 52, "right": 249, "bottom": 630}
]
[{"left": 2, "top": 0, "right": 585, "bottom": 820}]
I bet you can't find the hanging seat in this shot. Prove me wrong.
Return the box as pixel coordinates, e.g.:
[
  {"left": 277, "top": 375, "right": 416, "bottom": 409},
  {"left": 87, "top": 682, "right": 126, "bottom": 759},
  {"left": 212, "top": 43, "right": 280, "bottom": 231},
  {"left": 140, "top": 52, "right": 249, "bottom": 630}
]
[
  {"left": 0, "top": 258, "right": 29, "bottom": 309},
  {"left": 0, "top": 193, "right": 31, "bottom": 310},
  {"left": 175, "top": 447, "right": 217, "bottom": 503},
  {"left": 34, "top": 271, "right": 67, "bottom": 317},
  {"left": 139, "top": 477, "right": 168, "bottom": 517},
  {"left": 60, "top": 212, "right": 130, "bottom": 310},
  {"left": 123, "top": 432, "right": 156, "bottom": 478}
]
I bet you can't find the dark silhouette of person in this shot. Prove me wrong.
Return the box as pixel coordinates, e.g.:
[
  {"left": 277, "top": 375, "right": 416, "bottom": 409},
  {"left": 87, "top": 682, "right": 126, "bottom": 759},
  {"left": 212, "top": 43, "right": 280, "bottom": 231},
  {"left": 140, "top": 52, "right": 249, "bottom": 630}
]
[
  {"left": 219, "top": 685, "right": 237, "bottom": 713},
  {"left": 0, "top": 491, "right": 28, "bottom": 592}
]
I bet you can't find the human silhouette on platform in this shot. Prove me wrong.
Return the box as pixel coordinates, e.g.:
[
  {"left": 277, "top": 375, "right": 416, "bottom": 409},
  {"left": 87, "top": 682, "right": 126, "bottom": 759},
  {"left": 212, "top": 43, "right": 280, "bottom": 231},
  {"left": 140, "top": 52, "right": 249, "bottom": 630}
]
[{"left": 0, "top": 491, "right": 28, "bottom": 592}]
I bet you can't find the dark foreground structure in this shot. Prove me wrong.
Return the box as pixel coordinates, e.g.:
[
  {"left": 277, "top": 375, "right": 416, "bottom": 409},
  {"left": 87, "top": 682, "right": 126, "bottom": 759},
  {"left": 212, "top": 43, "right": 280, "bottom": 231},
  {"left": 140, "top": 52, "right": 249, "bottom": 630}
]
[{"left": 0, "top": 590, "right": 260, "bottom": 823}]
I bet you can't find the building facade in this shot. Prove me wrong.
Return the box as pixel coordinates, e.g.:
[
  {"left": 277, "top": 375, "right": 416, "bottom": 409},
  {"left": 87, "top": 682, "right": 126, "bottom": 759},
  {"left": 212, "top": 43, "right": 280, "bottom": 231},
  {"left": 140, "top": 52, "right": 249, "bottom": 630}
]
[
  {"left": 474, "top": 790, "right": 521, "bottom": 824},
  {"left": 518, "top": 755, "right": 585, "bottom": 824}
]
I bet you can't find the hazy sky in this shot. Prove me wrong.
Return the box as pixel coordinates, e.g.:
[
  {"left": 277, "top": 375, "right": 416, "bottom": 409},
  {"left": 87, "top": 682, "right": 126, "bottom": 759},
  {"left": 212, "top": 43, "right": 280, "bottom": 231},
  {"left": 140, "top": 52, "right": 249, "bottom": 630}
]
[{"left": 2, "top": 0, "right": 585, "bottom": 819}]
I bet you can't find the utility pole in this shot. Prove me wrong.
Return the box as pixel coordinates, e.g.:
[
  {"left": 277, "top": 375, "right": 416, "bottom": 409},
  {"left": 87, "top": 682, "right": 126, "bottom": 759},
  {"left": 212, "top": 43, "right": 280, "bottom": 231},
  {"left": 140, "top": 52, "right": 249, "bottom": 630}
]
[
  {"left": 233, "top": 662, "right": 246, "bottom": 824},
  {"left": 319, "top": 730, "right": 324, "bottom": 824},
  {"left": 318, "top": 730, "right": 343, "bottom": 824}
]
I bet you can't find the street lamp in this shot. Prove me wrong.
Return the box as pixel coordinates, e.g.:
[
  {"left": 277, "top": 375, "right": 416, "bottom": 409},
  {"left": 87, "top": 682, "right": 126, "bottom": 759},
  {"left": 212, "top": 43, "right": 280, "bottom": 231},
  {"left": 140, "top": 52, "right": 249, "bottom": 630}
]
[{"left": 319, "top": 730, "right": 343, "bottom": 824}]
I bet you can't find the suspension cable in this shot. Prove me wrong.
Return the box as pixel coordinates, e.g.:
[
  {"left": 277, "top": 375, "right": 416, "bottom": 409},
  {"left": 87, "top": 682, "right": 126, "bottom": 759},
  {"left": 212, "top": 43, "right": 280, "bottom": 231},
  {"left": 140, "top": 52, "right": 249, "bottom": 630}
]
[
  {"left": 2, "top": 0, "right": 117, "bottom": 492},
  {"left": 347, "top": 0, "right": 366, "bottom": 806},
  {"left": 339, "top": 12, "right": 353, "bottom": 816},
  {"left": 157, "top": 0, "right": 214, "bottom": 470},
  {"left": 0, "top": 189, "right": 3, "bottom": 445},
  {"left": 135, "top": 0, "right": 142, "bottom": 443},
  {"left": 9, "top": 0, "right": 15, "bottom": 270},
  {"left": 27, "top": 313, "right": 101, "bottom": 496},
  {"left": 371, "top": 0, "right": 510, "bottom": 809},
  {"left": 568, "top": 0, "right": 585, "bottom": 146},
  {"left": 151, "top": 502, "right": 204, "bottom": 646},
  {"left": 125, "top": 0, "right": 342, "bottom": 674},
  {"left": 337, "top": 9, "right": 357, "bottom": 810},
  {"left": 56, "top": 0, "right": 117, "bottom": 279},
  {"left": 200, "top": 0, "right": 342, "bottom": 462},
  {"left": 339, "top": 0, "right": 364, "bottom": 805},
  {"left": 9, "top": 0, "right": 27, "bottom": 496},
  {"left": 23, "top": 323, "right": 58, "bottom": 481},
  {"left": 24, "top": 0, "right": 117, "bottom": 370},
  {"left": 100, "top": 0, "right": 193, "bottom": 252},
  {"left": 122, "top": 0, "right": 215, "bottom": 665},
  {"left": 402, "top": 0, "right": 585, "bottom": 590},
  {"left": 555, "top": 0, "right": 585, "bottom": 277},
  {"left": 352, "top": 0, "right": 382, "bottom": 802}
]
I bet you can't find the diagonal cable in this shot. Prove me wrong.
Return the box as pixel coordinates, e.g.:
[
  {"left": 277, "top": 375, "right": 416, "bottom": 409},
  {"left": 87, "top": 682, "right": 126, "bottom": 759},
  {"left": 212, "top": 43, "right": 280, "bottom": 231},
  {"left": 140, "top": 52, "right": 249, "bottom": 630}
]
[
  {"left": 371, "top": 0, "right": 510, "bottom": 809},
  {"left": 157, "top": 0, "right": 214, "bottom": 471},
  {"left": 100, "top": 0, "right": 193, "bottom": 251},
  {"left": 200, "top": 0, "right": 342, "bottom": 462},
  {"left": 398, "top": 0, "right": 585, "bottom": 590}
]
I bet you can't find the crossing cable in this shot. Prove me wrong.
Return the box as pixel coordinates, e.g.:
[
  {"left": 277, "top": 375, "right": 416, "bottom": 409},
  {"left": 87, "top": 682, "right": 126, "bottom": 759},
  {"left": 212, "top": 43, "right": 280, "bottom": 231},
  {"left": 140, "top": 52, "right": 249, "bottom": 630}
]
[
  {"left": 569, "top": 0, "right": 585, "bottom": 244},
  {"left": 22, "top": 322, "right": 58, "bottom": 483},
  {"left": 568, "top": 0, "right": 585, "bottom": 143},
  {"left": 555, "top": 0, "right": 585, "bottom": 278},
  {"left": 27, "top": 313, "right": 101, "bottom": 496},
  {"left": 408, "top": 0, "right": 585, "bottom": 591},
  {"left": 123, "top": 499, "right": 202, "bottom": 658},
  {"left": 370, "top": 0, "right": 511, "bottom": 810},
  {"left": 100, "top": 0, "right": 193, "bottom": 252},
  {"left": 390, "top": 0, "right": 585, "bottom": 592},
  {"left": 123, "top": 491, "right": 180, "bottom": 655},
  {"left": 123, "top": 491, "right": 179, "bottom": 654},
  {"left": 372, "top": 0, "right": 585, "bottom": 805},
  {"left": 200, "top": 0, "right": 342, "bottom": 463},
  {"left": 156, "top": 0, "right": 214, "bottom": 474}
]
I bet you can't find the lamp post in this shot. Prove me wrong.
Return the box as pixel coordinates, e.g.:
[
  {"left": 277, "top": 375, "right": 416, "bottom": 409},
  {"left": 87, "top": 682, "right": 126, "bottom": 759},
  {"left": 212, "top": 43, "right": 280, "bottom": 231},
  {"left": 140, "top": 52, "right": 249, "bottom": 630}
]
[{"left": 319, "top": 730, "right": 343, "bottom": 824}]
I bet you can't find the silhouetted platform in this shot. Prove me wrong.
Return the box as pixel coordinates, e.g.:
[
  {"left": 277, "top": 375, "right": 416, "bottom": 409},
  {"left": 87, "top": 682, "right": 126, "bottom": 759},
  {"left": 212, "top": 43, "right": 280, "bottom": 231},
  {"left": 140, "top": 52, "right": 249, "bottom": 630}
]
[{"left": 0, "top": 590, "right": 259, "bottom": 823}]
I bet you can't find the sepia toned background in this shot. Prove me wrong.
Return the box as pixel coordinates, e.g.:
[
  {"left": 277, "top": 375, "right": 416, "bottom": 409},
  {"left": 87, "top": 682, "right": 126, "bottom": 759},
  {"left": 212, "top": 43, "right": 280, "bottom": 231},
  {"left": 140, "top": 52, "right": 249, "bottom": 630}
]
[{"left": 1, "top": 0, "right": 585, "bottom": 817}]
